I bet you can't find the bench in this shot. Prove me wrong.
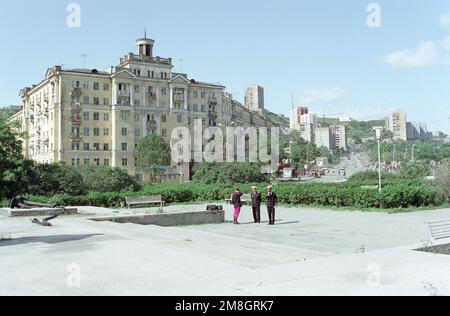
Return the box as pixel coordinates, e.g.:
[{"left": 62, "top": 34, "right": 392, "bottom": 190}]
[
  {"left": 226, "top": 194, "right": 252, "bottom": 205},
  {"left": 125, "top": 195, "right": 165, "bottom": 209},
  {"left": 426, "top": 219, "right": 450, "bottom": 241}
]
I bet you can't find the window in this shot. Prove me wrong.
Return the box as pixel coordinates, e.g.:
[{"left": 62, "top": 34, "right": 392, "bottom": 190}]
[
  {"left": 177, "top": 115, "right": 182, "bottom": 123},
  {"left": 93, "top": 97, "right": 100, "bottom": 105},
  {"left": 103, "top": 128, "right": 110, "bottom": 136},
  {"left": 160, "top": 101, "right": 167, "bottom": 108},
  {"left": 83, "top": 96, "right": 89, "bottom": 105},
  {"left": 201, "top": 92, "right": 206, "bottom": 99},
  {"left": 193, "top": 104, "right": 198, "bottom": 112},
  {"left": 83, "top": 128, "right": 90, "bottom": 136},
  {"left": 135, "top": 128, "right": 141, "bottom": 137},
  {"left": 161, "top": 88, "right": 167, "bottom": 95},
  {"left": 121, "top": 128, "right": 128, "bottom": 136},
  {"left": 93, "top": 113, "right": 100, "bottom": 121},
  {"left": 93, "top": 128, "right": 100, "bottom": 136},
  {"left": 122, "top": 158, "right": 128, "bottom": 167},
  {"left": 122, "top": 143, "right": 128, "bottom": 151},
  {"left": 83, "top": 143, "right": 90, "bottom": 151},
  {"left": 93, "top": 82, "right": 99, "bottom": 91},
  {"left": 135, "top": 113, "right": 140, "bottom": 121},
  {"left": 103, "top": 143, "right": 109, "bottom": 151},
  {"left": 162, "top": 129, "right": 167, "bottom": 137},
  {"left": 83, "top": 112, "right": 90, "bottom": 120},
  {"left": 94, "top": 158, "right": 100, "bottom": 166},
  {"left": 161, "top": 114, "right": 167, "bottom": 123},
  {"left": 193, "top": 91, "right": 198, "bottom": 99},
  {"left": 103, "top": 83, "right": 109, "bottom": 91},
  {"left": 121, "top": 112, "right": 128, "bottom": 121},
  {"left": 134, "top": 100, "right": 140, "bottom": 107},
  {"left": 93, "top": 143, "right": 100, "bottom": 151},
  {"left": 104, "top": 159, "right": 110, "bottom": 166},
  {"left": 103, "top": 98, "right": 109, "bottom": 106},
  {"left": 84, "top": 158, "right": 90, "bottom": 165},
  {"left": 103, "top": 113, "right": 109, "bottom": 121},
  {"left": 71, "top": 143, "right": 80, "bottom": 151},
  {"left": 134, "top": 85, "right": 140, "bottom": 93},
  {"left": 201, "top": 105, "right": 206, "bottom": 112}
]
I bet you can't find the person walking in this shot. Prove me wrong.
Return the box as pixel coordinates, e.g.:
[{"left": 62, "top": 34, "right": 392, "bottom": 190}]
[
  {"left": 267, "top": 186, "right": 278, "bottom": 226},
  {"left": 250, "top": 186, "right": 262, "bottom": 223},
  {"left": 231, "top": 189, "right": 243, "bottom": 225}
]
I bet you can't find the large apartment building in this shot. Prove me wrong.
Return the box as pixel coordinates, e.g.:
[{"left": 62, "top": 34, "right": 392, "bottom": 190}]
[
  {"left": 289, "top": 107, "right": 317, "bottom": 143},
  {"left": 244, "top": 85, "right": 265, "bottom": 114},
  {"left": 11, "top": 35, "right": 277, "bottom": 182}
]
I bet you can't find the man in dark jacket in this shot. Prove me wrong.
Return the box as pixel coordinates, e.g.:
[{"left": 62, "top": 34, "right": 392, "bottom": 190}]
[
  {"left": 267, "top": 186, "right": 278, "bottom": 225},
  {"left": 251, "top": 186, "right": 262, "bottom": 223},
  {"left": 231, "top": 189, "right": 243, "bottom": 225}
]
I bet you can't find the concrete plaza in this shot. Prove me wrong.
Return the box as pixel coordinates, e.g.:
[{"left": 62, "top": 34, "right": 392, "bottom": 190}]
[{"left": 1, "top": 204, "right": 450, "bottom": 296}]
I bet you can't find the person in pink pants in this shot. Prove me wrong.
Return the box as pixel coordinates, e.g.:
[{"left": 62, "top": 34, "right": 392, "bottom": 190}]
[{"left": 231, "top": 189, "right": 243, "bottom": 225}]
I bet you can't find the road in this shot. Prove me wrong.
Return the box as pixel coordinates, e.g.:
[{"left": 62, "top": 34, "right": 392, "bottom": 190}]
[{"left": 317, "top": 152, "right": 371, "bottom": 183}]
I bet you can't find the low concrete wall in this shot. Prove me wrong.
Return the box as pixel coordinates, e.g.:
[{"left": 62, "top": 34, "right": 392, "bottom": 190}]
[
  {"left": 0, "top": 208, "right": 78, "bottom": 217},
  {"left": 90, "top": 210, "right": 225, "bottom": 227}
]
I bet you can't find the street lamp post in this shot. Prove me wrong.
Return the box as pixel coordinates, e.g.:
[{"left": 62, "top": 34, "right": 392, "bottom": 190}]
[{"left": 375, "top": 128, "right": 383, "bottom": 192}]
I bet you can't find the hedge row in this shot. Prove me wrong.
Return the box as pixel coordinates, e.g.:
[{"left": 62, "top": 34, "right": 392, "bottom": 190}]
[{"left": 1, "top": 181, "right": 445, "bottom": 210}]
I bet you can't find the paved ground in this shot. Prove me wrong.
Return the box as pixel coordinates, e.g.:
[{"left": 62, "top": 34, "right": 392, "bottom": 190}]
[{"left": 1, "top": 204, "right": 450, "bottom": 296}]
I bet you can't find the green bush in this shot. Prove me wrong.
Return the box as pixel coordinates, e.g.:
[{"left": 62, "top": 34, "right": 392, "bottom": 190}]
[
  {"left": 192, "top": 163, "right": 267, "bottom": 184},
  {"left": 22, "top": 180, "right": 445, "bottom": 210}
]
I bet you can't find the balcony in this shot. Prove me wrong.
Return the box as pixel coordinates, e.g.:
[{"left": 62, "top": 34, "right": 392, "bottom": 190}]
[
  {"left": 70, "top": 134, "right": 83, "bottom": 143},
  {"left": 71, "top": 102, "right": 82, "bottom": 113},
  {"left": 71, "top": 116, "right": 82, "bottom": 126},
  {"left": 43, "top": 137, "right": 49, "bottom": 145},
  {"left": 173, "top": 93, "right": 184, "bottom": 103},
  {"left": 70, "top": 87, "right": 82, "bottom": 96},
  {"left": 117, "top": 90, "right": 130, "bottom": 97},
  {"left": 148, "top": 92, "right": 157, "bottom": 98},
  {"left": 146, "top": 120, "right": 158, "bottom": 128},
  {"left": 208, "top": 100, "right": 218, "bottom": 106}
]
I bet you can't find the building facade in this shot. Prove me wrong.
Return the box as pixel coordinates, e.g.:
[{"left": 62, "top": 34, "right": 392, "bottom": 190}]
[
  {"left": 388, "top": 111, "right": 408, "bottom": 141},
  {"left": 12, "top": 36, "right": 277, "bottom": 182},
  {"left": 289, "top": 107, "right": 317, "bottom": 143},
  {"left": 244, "top": 85, "right": 265, "bottom": 114}
]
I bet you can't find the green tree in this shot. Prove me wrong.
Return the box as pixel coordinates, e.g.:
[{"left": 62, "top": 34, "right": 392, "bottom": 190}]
[
  {"left": 77, "top": 165, "right": 140, "bottom": 193},
  {"left": 0, "top": 116, "right": 34, "bottom": 198},
  {"left": 136, "top": 135, "right": 171, "bottom": 182}
]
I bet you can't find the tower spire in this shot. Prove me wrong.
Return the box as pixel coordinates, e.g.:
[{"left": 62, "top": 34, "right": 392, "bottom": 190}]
[{"left": 144, "top": 28, "right": 147, "bottom": 39}]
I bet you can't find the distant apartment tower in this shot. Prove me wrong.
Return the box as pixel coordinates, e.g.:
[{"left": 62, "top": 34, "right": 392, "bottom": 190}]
[
  {"left": 334, "top": 125, "right": 347, "bottom": 150},
  {"left": 244, "top": 85, "right": 264, "bottom": 114},
  {"left": 290, "top": 107, "right": 317, "bottom": 143},
  {"left": 315, "top": 125, "right": 347, "bottom": 151},
  {"left": 388, "top": 111, "right": 408, "bottom": 140},
  {"left": 315, "top": 127, "right": 335, "bottom": 150}
]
